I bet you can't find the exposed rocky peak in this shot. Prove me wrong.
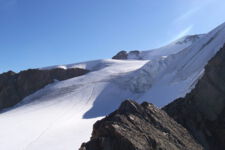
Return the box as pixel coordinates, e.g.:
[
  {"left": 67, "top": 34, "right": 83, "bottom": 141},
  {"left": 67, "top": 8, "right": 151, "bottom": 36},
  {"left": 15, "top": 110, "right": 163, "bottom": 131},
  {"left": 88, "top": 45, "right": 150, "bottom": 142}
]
[
  {"left": 112, "top": 50, "right": 141, "bottom": 60},
  {"left": 80, "top": 100, "right": 203, "bottom": 150},
  {"left": 112, "top": 50, "right": 128, "bottom": 59},
  {"left": 163, "top": 44, "right": 225, "bottom": 150},
  {"left": 0, "top": 68, "right": 89, "bottom": 111}
]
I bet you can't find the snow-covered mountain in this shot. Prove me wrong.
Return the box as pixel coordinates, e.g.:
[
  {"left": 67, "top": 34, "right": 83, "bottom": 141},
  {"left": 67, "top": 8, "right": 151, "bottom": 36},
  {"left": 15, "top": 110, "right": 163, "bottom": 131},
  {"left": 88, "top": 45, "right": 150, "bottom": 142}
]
[
  {"left": 112, "top": 34, "right": 205, "bottom": 60},
  {"left": 1, "top": 22, "right": 225, "bottom": 150}
]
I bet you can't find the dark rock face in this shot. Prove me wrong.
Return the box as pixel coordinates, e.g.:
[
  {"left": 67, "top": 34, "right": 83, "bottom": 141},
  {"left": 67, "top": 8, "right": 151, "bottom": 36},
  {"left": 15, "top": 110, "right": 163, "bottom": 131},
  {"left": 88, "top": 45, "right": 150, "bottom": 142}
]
[
  {"left": 0, "top": 68, "right": 89, "bottom": 110},
  {"left": 80, "top": 100, "right": 203, "bottom": 150},
  {"left": 112, "top": 50, "right": 141, "bottom": 60},
  {"left": 163, "top": 44, "right": 225, "bottom": 150},
  {"left": 129, "top": 50, "right": 140, "bottom": 56},
  {"left": 112, "top": 50, "right": 128, "bottom": 59}
]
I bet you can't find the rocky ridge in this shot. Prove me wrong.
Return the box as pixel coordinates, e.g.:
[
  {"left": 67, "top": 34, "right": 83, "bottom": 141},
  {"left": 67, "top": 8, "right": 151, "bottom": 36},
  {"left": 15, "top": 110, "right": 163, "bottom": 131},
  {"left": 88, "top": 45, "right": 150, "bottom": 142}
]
[
  {"left": 0, "top": 68, "right": 89, "bottom": 110},
  {"left": 163, "top": 44, "right": 225, "bottom": 150},
  {"left": 80, "top": 100, "right": 203, "bottom": 150}
]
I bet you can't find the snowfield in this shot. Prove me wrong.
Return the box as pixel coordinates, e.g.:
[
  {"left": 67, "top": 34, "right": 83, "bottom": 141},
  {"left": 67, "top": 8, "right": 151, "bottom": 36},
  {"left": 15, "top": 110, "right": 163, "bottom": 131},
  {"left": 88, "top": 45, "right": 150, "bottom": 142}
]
[{"left": 1, "top": 22, "right": 225, "bottom": 150}]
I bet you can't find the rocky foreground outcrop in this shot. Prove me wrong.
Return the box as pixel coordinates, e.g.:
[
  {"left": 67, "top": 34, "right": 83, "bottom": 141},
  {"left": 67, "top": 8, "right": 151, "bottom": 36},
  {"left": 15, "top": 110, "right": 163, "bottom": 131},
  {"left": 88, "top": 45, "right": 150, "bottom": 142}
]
[
  {"left": 163, "top": 44, "right": 225, "bottom": 150},
  {"left": 80, "top": 100, "right": 203, "bottom": 150},
  {"left": 0, "top": 68, "right": 89, "bottom": 110}
]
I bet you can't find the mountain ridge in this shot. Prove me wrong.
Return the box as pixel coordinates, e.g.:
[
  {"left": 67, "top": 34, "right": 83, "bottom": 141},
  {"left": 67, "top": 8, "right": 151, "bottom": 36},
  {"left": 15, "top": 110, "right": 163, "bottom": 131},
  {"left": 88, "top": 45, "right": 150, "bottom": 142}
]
[
  {"left": 80, "top": 40, "right": 225, "bottom": 150},
  {"left": 112, "top": 34, "right": 205, "bottom": 60},
  {"left": 163, "top": 43, "right": 225, "bottom": 150},
  {"left": 0, "top": 68, "right": 89, "bottom": 111},
  {"left": 80, "top": 100, "right": 203, "bottom": 150}
]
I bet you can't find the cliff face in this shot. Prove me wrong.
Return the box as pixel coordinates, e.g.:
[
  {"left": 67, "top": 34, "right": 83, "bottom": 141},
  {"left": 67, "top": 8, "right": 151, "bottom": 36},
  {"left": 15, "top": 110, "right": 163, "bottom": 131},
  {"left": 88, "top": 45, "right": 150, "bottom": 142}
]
[
  {"left": 163, "top": 44, "right": 225, "bottom": 150},
  {"left": 80, "top": 100, "right": 203, "bottom": 150},
  {"left": 0, "top": 68, "right": 89, "bottom": 110}
]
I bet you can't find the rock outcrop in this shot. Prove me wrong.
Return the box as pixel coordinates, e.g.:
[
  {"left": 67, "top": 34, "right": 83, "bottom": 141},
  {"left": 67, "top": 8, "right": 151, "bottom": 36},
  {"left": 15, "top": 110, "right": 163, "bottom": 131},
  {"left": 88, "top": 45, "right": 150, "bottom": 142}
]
[
  {"left": 112, "top": 50, "right": 128, "bottom": 59},
  {"left": 163, "top": 44, "right": 225, "bottom": 150},
  {"left": 112, "top": 50, "right": 141, "bottom": 60},
  {"left": 80, "top": 100, "right": 203, "bottom": 150},
  {"left": 0, "top": 68, "right": 89, "bottom": 110}
]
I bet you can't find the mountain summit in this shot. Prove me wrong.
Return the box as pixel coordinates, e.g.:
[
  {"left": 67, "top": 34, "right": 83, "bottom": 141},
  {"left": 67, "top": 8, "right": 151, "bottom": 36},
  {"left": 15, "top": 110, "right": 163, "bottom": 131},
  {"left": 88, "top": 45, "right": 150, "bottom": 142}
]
[{"left": 112, "top": 34, "right": 204, "bottom": 60}]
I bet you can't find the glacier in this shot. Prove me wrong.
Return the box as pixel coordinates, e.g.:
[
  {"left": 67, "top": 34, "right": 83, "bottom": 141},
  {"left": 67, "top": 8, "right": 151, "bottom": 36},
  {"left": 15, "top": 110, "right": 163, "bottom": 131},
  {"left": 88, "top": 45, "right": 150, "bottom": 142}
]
[{"left": 1, "top": 22, "right": 225, "bottom": 150}]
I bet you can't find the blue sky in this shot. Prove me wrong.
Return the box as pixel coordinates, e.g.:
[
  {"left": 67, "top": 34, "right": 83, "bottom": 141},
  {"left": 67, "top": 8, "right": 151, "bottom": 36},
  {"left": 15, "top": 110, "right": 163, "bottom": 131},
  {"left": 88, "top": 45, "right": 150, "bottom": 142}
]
[{"left": 1, "top": 0, "right": 225, "bottom": 73}]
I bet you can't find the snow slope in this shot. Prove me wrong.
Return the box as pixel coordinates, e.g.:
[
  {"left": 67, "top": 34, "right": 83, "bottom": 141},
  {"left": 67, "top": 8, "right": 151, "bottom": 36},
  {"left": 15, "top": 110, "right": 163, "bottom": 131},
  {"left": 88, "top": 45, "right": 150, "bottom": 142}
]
[
  {"left": 126, "top": 34, "right": 204, "bottom": 60},
  {"left": 0, "top": 60, "right": 148, "bottom": 150},
  {"left": 1, "top": 22, "right": 225, "bottom": 150}
]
